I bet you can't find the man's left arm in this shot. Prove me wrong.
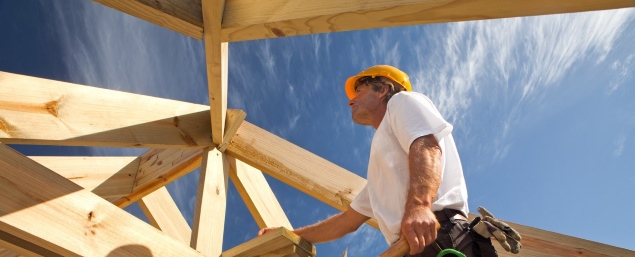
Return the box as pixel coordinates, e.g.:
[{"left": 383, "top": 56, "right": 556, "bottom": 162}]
[{"left": 401, "top": 134, "right": 442, "bottom": 255}]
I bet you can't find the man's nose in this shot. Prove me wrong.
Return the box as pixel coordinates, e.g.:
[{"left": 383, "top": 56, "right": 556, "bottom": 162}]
[{"left": 348, "top": 99, "right": 354, "bottom": 107}]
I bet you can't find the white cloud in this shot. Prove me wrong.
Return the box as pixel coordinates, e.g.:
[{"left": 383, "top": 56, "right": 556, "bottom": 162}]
[
  {"left": 609, "top": 53, "right": 635, "bottom": 94},
  {"left": 407, "top": 9, "right": 634, "bottom": 165},
  {"left": 613, "top": 133, "right": 627, "bottom": 157}
]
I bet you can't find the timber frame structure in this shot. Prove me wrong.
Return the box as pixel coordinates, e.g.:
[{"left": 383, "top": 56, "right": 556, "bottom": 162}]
[{"left": 1, "top": 0, "right": 635, "bottom": 256}]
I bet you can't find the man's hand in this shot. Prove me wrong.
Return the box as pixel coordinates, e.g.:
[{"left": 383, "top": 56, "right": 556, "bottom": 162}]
[
  {"left": 401, "top": 206, "right": 438, "bottom": 255},
  {"left": 257, "top": 227, "right": 279, "bottom": 236},
  {"left": 472, "top": 206, "right": 522, "bottom": 254}
]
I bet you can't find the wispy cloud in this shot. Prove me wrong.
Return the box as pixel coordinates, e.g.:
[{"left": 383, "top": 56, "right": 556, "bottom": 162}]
[
  {"left": 405, "top": 9, "right": 634, "bottom": 166},
  {"left": 609, "top": 53, "right": 635, "bottom": 94}
]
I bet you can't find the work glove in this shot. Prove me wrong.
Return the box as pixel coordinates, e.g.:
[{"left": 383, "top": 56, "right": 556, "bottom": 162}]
[{"left": 472, "top": 206, "right": 522, "bottom": 254}]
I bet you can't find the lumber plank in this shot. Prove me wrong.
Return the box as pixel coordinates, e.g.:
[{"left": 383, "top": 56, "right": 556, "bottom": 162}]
[
  {"left": 93, "top": 0, "right": 203, "bottom": 39},
  {"left": 226, "top": 121, "right": 367, "bottom": 212},
  {"left": 114, "top": 148, "right": 204, "bottom": 208},
  {"left": 29, "top": 156, "right": 138, "bottom": 199},
  {"left": 227, "top": 156, "right": 293, "bottom": 229},
  {"left": 202, "top": 0, "right": 228, "bottom": 145},
  {"left": 95, "top": 0, "right": 635, "bottom": 42},
  {"left": 138, "top": 187, "right": 192, "bottom": 245},
  {"left": 190, "top": 147, "right": 229, "bottom": 256},
  {"left": 259, "top": 245, "right": 310, "bottom": 257},
  {"left": 0, "top": 71, "right": 213, "bottom": 148},
  {"left": 224, "top": 0, "right": 635, "bottom": 42},
  {"left": 221, "top": 227, "right": 314, "bottom": 257},
  {"left": 464, "top": 214, "right": 635, "bottom": 257},
  {"left": 0, "top": 230, "right": 50, "bottom": 257},
  {"left": 0, "top": 249, "right": 21, "bottom": 257},
  {"left": 0, "top": 144, "right": 204, "bottom": 257}
]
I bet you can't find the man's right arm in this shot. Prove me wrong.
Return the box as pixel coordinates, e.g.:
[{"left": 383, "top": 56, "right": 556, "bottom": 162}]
[{"left": 258, "top": 208, "right": 370, "bottom": 243}]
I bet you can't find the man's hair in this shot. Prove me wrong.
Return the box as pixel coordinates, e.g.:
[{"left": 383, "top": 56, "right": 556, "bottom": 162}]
[{"left": 354, "top": 76, "right": 406, "bottom": 103}]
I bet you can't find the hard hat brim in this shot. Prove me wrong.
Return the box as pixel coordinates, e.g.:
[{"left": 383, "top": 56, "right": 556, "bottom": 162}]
[{"left": 344, "top": 75, "right": 362, "bottom": 100}]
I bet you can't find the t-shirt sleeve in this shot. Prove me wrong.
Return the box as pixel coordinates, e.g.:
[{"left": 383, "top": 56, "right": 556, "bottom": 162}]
[
  {"left": 388, "top": 93, "right": 453, "bottom": 153},
  {"left": 349, "top": 184, "right": 373, "bottom": 218}
]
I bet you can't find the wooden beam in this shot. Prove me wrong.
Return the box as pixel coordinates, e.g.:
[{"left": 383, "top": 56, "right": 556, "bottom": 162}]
[
  {"left": 202, "top": 0, "right": 228, "bottom": 145},
  {"left": 221, "top": 0, "right": 635, "bottom": 42},
  {"left": 93, "top": 0, "right": 203, "bottom": 39},
  {"left": 259, "top": 245, "right": 310, "bottom": 257},
  {"left": 94, "top": 0, "right": 635, "bottom": 42},
  {"left": 139, "top": 187, "right": 192, "bottom": 245},
  {"left": 226, "top": 121, "right": 380, "bottom": 228},
  {"left": 220, "top": 227, "right": 314, "bottom": 257},
  {"left": 29, "top": 156, "right": 138, "bottom": 199},
  {"left": 114, "top": 148, "right": 204, "bottom": 208},
  {"left": 226, "top": 121, "right": 366, "bottom": 212},
  {"left": 0, "top": 249, "right": 21, "bottom": 257},
  {"left": 190, "top": 147, "right": 229, "bottom": 256},
  {"left": 465, "top": 214, "right": 635, "bottom": 257},
  {"left": 0, "top": 71, "right": 213, "bottom": 148},
  {"left": 0, "top": 230, "right": 52, "bottom": 257},
  {"left": 227, "top": 156, "right": 293, "bottom": 229},
  {"left": 0, "top": 144, "right": 204, "bottom": 257}
]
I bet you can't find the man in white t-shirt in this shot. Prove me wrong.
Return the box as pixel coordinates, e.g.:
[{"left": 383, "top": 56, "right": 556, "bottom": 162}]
[{"left": 259, "top": 65, "right": 499, "bottom": 256}]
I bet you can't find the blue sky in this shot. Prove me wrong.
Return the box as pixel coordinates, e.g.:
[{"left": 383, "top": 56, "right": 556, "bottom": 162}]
[{"left": 1, "top": 1, "right": 634, "bottom": 256}]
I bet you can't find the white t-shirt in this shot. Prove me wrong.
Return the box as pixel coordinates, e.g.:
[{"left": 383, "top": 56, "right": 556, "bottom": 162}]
[{"left": 350, "top": 92, "right": 469, "bottom": 245}]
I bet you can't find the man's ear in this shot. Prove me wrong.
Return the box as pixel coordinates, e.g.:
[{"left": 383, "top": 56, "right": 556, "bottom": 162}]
[{"left": 378, "top": 84, "right": 389, "bottom": 98}]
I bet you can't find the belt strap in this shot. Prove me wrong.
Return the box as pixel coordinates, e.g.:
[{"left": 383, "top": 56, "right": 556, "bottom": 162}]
[{"left": 434, "top": 209, "right": 467, "bottom": 222}]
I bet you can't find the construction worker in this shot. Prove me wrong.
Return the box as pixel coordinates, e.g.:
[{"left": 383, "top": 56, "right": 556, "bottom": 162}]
[{"left": 259, "top": 65, "right": 518, "bottom": 256}]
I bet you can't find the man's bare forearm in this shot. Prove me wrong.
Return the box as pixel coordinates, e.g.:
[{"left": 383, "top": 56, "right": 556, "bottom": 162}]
[
  {"left": 293, "top": 208, "right": 369, "bottom": 243},
  {"left": 401, "top": 134, "right": 443, "bottom": 254},
  {"left": 406, "top": 134, "right": 442, "bottom": 209}
]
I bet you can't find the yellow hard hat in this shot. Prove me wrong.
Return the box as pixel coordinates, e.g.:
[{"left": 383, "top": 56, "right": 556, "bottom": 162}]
[{"left": 344, "top": 65, "right": 412, "bottom": 100}]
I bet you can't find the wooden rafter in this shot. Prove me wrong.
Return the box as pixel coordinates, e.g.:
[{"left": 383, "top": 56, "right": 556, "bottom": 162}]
[
  {"left": 139, "top": 187, "right": 192, "bottom": 245},
  {"left": 0, "top": 72, "right": 213, "bottom": 149},
  {"left": 30, "top": 156, "right": 139, "bottom": 199},
  {"left": 0, "top": 144, "right": 203, "bottom": 257},
  {"left": 191, "top": 147, "right": 229, "bottom": 256},
  {"left": 94, "top": 0, "right": 635, "bottom": 42},
  {"left": 474, "top": 213, "right": 635, "bottom": 257},
  {"left": 202, "top": 0, "right": 229, "bottom": 145},
  {"left": 93, "top": 0, "right": 203, "bottom": 39},
  {"left": 226, "top": 121, "right": 367, "bottom": 212},
  {"left": 227, "top": 156, "right": 293, "bottom": 229}
]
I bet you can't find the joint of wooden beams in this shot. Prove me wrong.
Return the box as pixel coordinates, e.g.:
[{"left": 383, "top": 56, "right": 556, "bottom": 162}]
[{"left": 217, "top": 109, "right": 246, "bottom": 152}]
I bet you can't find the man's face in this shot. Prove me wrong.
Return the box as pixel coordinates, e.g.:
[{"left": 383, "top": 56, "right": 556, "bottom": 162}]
[{"left": 348, "top": 83, "right": 385, "bottom": 126}]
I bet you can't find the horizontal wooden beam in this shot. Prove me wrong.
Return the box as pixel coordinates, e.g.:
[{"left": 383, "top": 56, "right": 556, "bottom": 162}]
[
  {"left": 30, "top": 156, "right": 138, "bottom": 199},
  {"left": 94, "top": 0, "right": 635, "bottom": 41},
  {"left": 0, "top": 144, "right": 204, "bottom": 256},
  {"left": 0, "top": 71, "right": 213, "bottom": 148},
  {"left": 221, "top": 227, "right": 314, "bottom": 257},
  {"left": 139, "top": 187, "right": 192, "bottom": 245},
  {"left": 221, "top": 0, "right": 635, "bottom": 42}
]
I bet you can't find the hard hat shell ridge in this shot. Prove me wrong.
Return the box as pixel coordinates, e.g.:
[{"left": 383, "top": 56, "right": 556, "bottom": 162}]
[{"left": 345, "top": 65, "right": 412, "bottom": 100}]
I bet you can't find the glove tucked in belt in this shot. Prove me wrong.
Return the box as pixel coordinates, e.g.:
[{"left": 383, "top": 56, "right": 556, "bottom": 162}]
[{"left": 471, "top": 206, "right": 522, "bottom": 254}]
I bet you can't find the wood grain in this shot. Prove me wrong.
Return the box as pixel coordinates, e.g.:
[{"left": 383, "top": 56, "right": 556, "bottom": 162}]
[{"left": 0, "top": 144, "right": 203, "bottom": 257}]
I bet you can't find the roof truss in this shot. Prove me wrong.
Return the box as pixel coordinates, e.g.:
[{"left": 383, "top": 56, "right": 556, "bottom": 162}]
[{"left": 1, "top": 0, "right": 634, "bottom": 256}]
